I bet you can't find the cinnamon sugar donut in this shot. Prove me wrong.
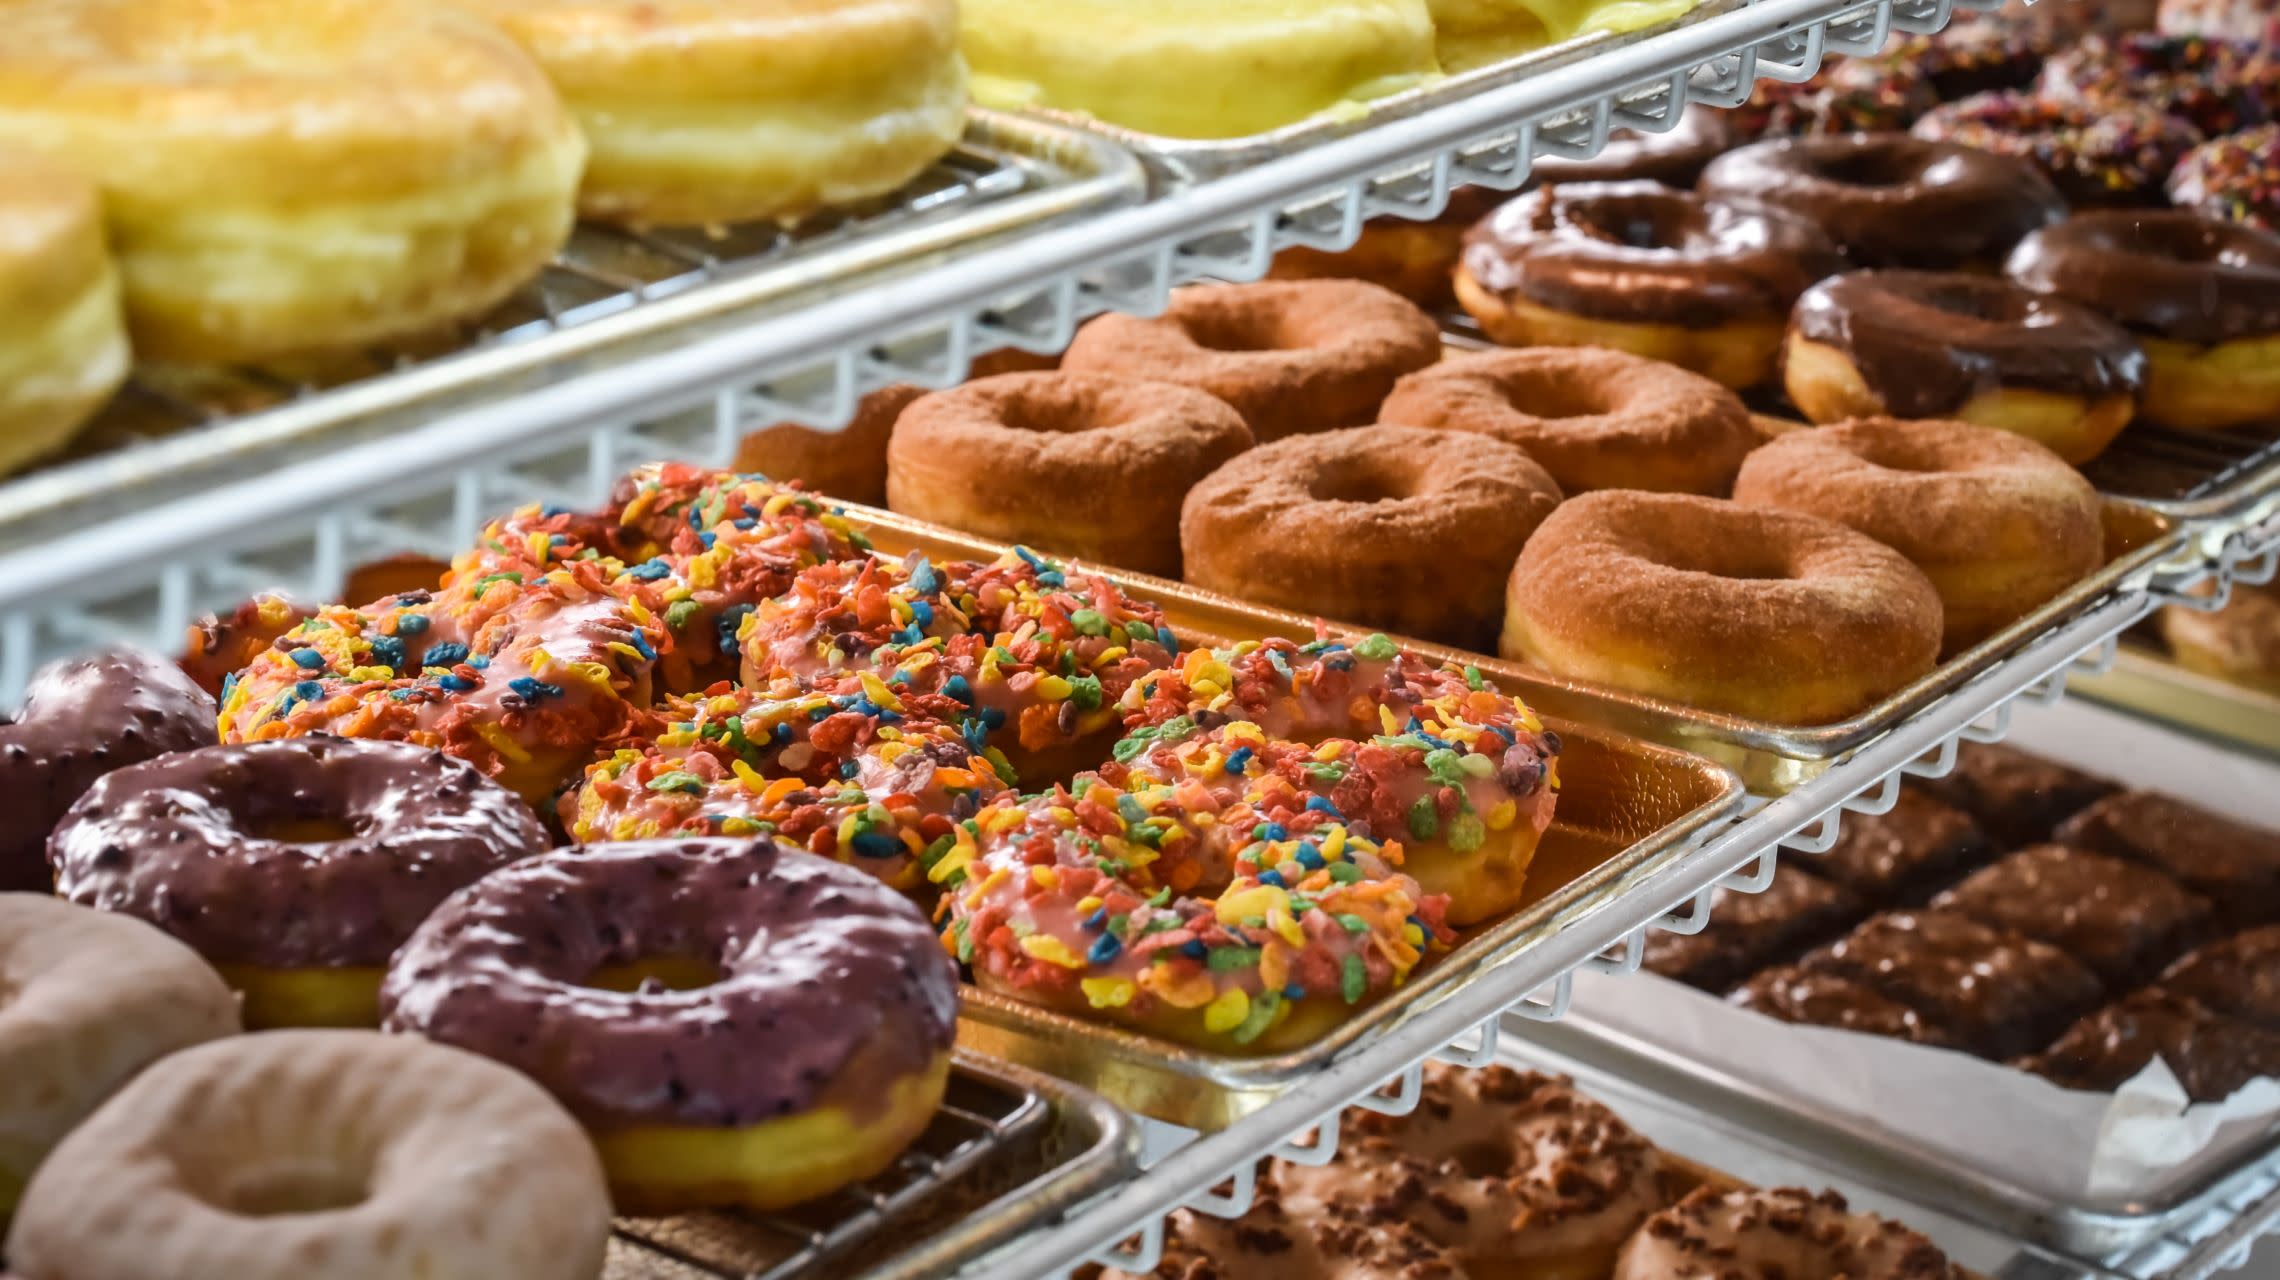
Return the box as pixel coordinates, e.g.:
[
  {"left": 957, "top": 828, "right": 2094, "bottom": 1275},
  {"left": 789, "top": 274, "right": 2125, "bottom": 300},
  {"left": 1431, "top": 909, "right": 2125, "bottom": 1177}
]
[
  {"left": 1733, "top": 418, "right": 2104, "bottom": 653},
  {"left": 886, "top": 371, "right": 1252, "bottom": 576},
  {"left": 1061, "top": 281, "right": 1441, "bottom": 441},
  {"left": 1501, "top": 492, "right": 1943, "bottom": 724},
  {"left": 1269, "top": 189, "right": 1503, "bottom": 307},
  {"left": 1614, "top": 1186, "right": 1967, "bottom": 1280},
  {"left": 733, "top": 384, "right": 926, "bottom": 506},
  {"left": 1182, "top": 425, "right": 1562, "bottom": 649},
  {"left": 1379, "top": 346, "right": 1757, "bottom": 495}
]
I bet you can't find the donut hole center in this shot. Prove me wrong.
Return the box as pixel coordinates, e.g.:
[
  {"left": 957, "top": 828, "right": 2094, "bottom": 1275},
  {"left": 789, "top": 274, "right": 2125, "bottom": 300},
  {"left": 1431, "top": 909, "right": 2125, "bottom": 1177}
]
[
  {"left": 1568, "top": 194, "right": 1697, "bottom": 250},
  {"left": 209, "top": 1162, "right": 369, "bottom": 1218},
  {"left": 1179, "top": 311, "right": 1299, "bottom": 353},
  {"left": 1501, "top": 378, "right": 1616, "bottom": 419},
  {"left": 238, "top": 807, "right": 363, "bottom": 845},
  {"left": 1809, "top": 146, "right": 1926, "bottom": 187},
  {"left": 1306, "top": 457, "right": 1416, "bottom": 505},
  {"left": 1450, "top": 1141, "right": 1513, "bottom": 1179},
  {"left": 1658, "top": 542, "right": 1794, "bottom": 582},
  {"left": 585, "top": 954, "right": 724, "bottom": 994}
]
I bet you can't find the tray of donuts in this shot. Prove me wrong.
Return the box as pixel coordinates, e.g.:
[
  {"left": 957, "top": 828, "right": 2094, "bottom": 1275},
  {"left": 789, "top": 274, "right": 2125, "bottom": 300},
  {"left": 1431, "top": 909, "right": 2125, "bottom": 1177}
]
[{"left": 2067, "top": 580, "right": 2280, "bottom": 759}]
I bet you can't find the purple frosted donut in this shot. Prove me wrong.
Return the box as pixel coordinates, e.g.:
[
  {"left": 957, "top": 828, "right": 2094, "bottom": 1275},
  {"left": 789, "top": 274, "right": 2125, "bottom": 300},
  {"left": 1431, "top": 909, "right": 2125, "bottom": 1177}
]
[{"left": 1, "top": 650, "right": 215, "bottom": 893}]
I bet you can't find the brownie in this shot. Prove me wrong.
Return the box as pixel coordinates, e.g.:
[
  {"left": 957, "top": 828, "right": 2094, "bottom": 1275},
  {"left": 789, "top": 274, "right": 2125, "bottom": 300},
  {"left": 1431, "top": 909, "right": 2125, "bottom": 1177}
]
[
  {"left": 2020, "top": 990, "right": 2280, "bottom": 1102},
  {"left": 1729, "top": 965, "right": 1961, "bottom": 1048},
  {"left": 1917, "top": 742, "right": 2115, "bottom": 847},
  {"left": 1930, "top": 845, "right": 2214, "bottom": 989},
  {"left": 1810, "top": 788, "right": 1992, "bottom": 903},
  {"left": 2159, "top": 927, "right": 2280, "bottom": 1031},
  {"left": 1801, "top": 909, "right": 2105, "bottom": 1060},
  {"left": 1642, "top": 863, "right": 1867, "bottom": 992},
  {"left": 2055, "top": 792, "right": 2280, "bottom": 930}
]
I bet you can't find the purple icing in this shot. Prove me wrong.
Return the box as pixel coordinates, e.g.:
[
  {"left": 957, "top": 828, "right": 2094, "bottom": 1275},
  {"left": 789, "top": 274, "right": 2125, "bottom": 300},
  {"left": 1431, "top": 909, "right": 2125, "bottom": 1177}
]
[
  {"left": 0, "top": 649, "right": 215, "bottom": 893},
  {"left": 50, "top": 736, "right": 551, "bottom": 967},
  {"left": 379, "top": 838, "right": 960, "bottom": 1129}
]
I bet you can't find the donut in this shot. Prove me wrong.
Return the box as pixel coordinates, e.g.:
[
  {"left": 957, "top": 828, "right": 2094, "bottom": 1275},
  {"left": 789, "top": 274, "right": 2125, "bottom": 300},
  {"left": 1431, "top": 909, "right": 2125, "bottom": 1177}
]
[
  {"left": 49, "top": 736, "right": 549, "bottom": 1029},
  {"left": 2158, "top": 0, "right": 2280, "bottom": 40},
  {"left": 180, "top": 593, "right": 317, "bottom": 697},
  {"left": 1276, "top": 1065, "right": 1667, "bottom": 1280},
  {"left": 1733, "top": 56, "right": 1938, "bottom": 138},
  {"left": 2007, "top": 210, "right": 2280, "bottom": 430},
  {"left": 1060, "top": 281, "right": 1442, "bottom": 442},
  {"left": 1613, "top": 1187, "right": 1966, "bottom": 1280},
  {"left": 732, "top": 384, "right": 926, "bottom": 507},
  {"left": 886, "top": 372, "right": 1254, "bottom": 576},
  {"left": 1732, "top": 418, "right": 2104, "bottom": 653},
  {"left": 1993, "top": 0, "right": 2160, "bottom": 36},
  {"left": 956, "top": 0, "right": 1439, "bottom": 139},
  {"left": 561, "top": 682, "right": 1013, "bottom": 891},
  {"left": 1698, "top": 135, "right": 2064, "bottom": 270},
  {"left": 2170, "top": 124, "right": 2280, "bottom": 230},
  {"left": 1379, "top": 346, "right": 1758, "bottom": 495},
  {"left": 1180, "top": 425, "right": 1564, "bottom": 650},
  {"left": 1881, "top": 18, "right": 2053, "bottom": 99},
  {"left": 933, "top": 771, "right": 1450, "bottom": 1052},
  {"left": 4, "top": 1030, "right": 611, "bottom": 1280},
  {"left": 2037, "top": 33, "right": 2278, "bottom": 139},
  {"left": 2162, "top": 578, "right": 2280, "bottom": 695},
  {"left": 1105, "top": 1191, "right": 1464, "bottom": 1280},
  {"left": 1501, "top": 491, "right": 1943, "bottom": 724},
  {"left": 0, "top": 148, "right": 127, "bottom": 476},
  {"left": 0, "top": 0, "right": 584, "bottom": 367},
  {"left": 1525, "top": 104, "right": 1739, "bottom": 188},
  {"left": 0, "top": 650, "right": 214, "bottom": 894},
  {"left": 0, "top": 895, "right": 239, "bottom": 1221},
  {"left": 383, "top": 837, "right": 958, "bottom": 1212},
  {"left": 1783, "top": 270, "right": 2147, "bottom": 464},
  {"left": 1455, "top": 181, "right": 1847, "bottom": 390},
  {"left": 1268, "top": 189, "right": 1505, "bottom": 308},
  {"left": 455, "top": 0, "right": 966, "bottom": 226},
  {"left": 1911, "top": 91, "right": 2204, "bottom": 207}
]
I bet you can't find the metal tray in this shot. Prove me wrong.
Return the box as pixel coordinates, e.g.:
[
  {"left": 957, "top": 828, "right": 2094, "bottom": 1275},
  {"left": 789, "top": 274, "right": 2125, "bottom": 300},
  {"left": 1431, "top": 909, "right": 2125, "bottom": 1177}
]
[
  {"left": 2072, "top": 639, "right": 2280, "bottom": 762},
  {"left": 0, "top": 110, "right": 1145, "bottom": 557},
  {"left": 842, "top": 506, "right": 1747, "bottom": 1132},
  {"left": 608, "top": 1051, "right": 1138, "bottom": 1280}
]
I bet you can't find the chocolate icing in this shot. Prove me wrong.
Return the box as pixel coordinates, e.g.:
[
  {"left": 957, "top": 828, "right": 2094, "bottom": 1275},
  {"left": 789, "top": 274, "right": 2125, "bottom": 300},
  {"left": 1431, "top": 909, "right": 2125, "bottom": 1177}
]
[
  {"left": 0, "top": 650, "right": 215, "bottom": 893},
  {"left": 380, "top": 838, "right": 959, "bottom": 1129},
  {"left": 1788, "top": 270, "right": 2147, "bottom": 417},
  {"left": 50, "top": 736, "right": 549, "bottom": 968},
  {"left": 1462, "top": 180, "right": 1847, "bottom": 329},
  {"left": 2006, "top": 210, "right": 2280, "bottom": 346},
  {"left": 1524, "top": 106, "right": 1738, "bottom": 190},
  {"left": 1701, "top": 135, "right": 2064, "bottom": 269}
]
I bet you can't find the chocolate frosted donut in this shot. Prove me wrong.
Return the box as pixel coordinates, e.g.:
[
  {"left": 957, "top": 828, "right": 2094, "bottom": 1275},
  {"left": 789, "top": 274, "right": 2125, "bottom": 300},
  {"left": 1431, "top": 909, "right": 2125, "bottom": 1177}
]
[
  {"left": 0, "top": 649, "right": 215, "bottom": 893},
  {"left": 1526, "top": 104, "right": 1738, "bottom": 189},
  {"left": 50, "top": 736, "right": 549, "bottom": 1027},
  {"left": 1615, "top": 1187, "right": 1966, "bottom": 1280},
  {"left": 1736, "top": 57, "right": 1939, "bottom": 138},
  {"left": 1700, "top": 135, "right": 2064, "bottom": 269}
]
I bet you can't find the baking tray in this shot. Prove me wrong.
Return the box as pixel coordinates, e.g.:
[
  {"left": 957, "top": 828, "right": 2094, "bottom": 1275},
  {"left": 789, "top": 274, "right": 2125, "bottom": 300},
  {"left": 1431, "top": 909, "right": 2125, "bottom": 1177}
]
[
  {"left": 840, "top": 505, "right": 1747, "bottom": 1132},
  {"left": 2072, "top": 638, "right": 2280, "bottom": 761},
  {"left": 0, "top": 110, "right": 1145, "bottom": 557},
  {"left": 609, "top": 1051, "right": 1138, "bottom": 1280}
]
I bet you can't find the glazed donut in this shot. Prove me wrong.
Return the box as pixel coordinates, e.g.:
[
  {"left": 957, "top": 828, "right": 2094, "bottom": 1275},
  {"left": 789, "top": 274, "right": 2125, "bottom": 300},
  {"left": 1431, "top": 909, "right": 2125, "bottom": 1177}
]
[
  {"left": 50, "top": 737, "right": 550, "bottom": 1029},
  {"left": 1783, "top": 270, "right": 2146, "bottom": 464},
  {"left": 1732, "top": 417, "right": 2104, "bottom": 653},
  {"left": 1526, "top": 104, "right": 1739, "bottom": 189},
  {"left": 1455, "top": 181, "right": 1846, "bottom": 390},
  {"left": 181, "top": 594, "right": 317, "bottom": 697},
  {"left": 5, "top": 1030, "right": 611, "bottom": 1280},
  {"left": 1502, "top": 491, "right": 1943, "bottom": 724},
  {"left": 2037, "top": 33, "right": 2278, "bottom": 139},
  {"left": 0, "top": 148, "right": 127, "bottom": 476},
  {"left": 934, "top": 771, "right": 1449, "bottom": 1052},
  {"left": 1106, "top": 1193, "right": 1465, "bottom": 1280},
  {"left": 1180, "top": 425, "right": 1563, "bottom": 649},
  {"left": 1060, "top": 281, "right": 1442, "bottom": 442},
  {"left": 1277, "top": 1065, "right": 1667, "bottom": 1280},
  {"left": 1734, "top": 57, "right": 1938, "bottom": 138},
  {"left": 0, "top": 0, "right": 583, "bottom": 367},
  {"left": 2161, "top": 577, "right": 2280, "bottom": 695},
  {"left": 733, "top": 384, "right": 927, "bottom": 507},
  {"left": 1379, "top": 346, "right": 1758, "bottom": 495},
  {"left": 2008, "top": 211, "right": 2280, "bottom": 430},
  {"left": 383, "top": 837, "right": 958, "bottom": 1212},
  {"left": 455, "top": 0, "right": 966, "bottom": 226},
  {"left": 0, "top": 895, "right": 239, "bottom": 1221},
  {"left": 1698, "top": 135, "right": 2064, "bottom": 270},
  {"left": 1911, "top": 91, "right": 2204, "bottom": 207},
  {"left": 2170, "top": 125, "right": 2280, "bottom": 231},
  {"left": 1613, "top": 1187, "right": 1965, "bottom": 1280},
  {"left": 2158, "top": 0, "right": 2280, "bottom": 40},
  {"left": 0, "top": 650, "right": 214, "bottom": 894},
  {"left": 1268, "top": 189, "right": 1504, "bottom": 308},
  {"left": 562, "top": 682, "right": 1012, "bottom": 891},
  {"left": 886, "top": 372, "right": 1254, "bottom": 576}
]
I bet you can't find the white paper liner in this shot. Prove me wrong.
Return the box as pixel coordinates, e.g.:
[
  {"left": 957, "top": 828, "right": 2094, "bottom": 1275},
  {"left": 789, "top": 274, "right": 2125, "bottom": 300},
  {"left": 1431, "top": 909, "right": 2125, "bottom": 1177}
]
[{"left": 1571, "top": 969, "right": 2280, "bottom": 1204}]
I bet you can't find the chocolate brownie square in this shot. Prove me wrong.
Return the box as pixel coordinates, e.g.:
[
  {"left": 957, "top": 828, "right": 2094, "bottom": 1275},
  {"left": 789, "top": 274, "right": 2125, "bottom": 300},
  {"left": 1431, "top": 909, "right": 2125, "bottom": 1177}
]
[
  {"left": 1809, "top": 788, "right": 1992, "bottom": 903},
  {"left": 2020, "top": 990, "right": 2280, "bottom": 1102},
  {"left": 1931, "top": 845, "right": 2214, "bottom": 988},
  {"left": 2159, "top": 927, "right": 2280, "bottom": 1031},
  {"left": 1801, "top": 909, "right": 2104, "bottom": 1060},
  {"left": 1918, "top": 742, "right": 2115, "bottom": 847},
  {"left": 1729, "top": 965, "right": 1961, "bottom": 1048},
  {"left": 2055, "top": 792, "right": 2280, "bottom": 930},
  {"left": 1642, "top": 863, "right": 1867, "bottom": 992}
]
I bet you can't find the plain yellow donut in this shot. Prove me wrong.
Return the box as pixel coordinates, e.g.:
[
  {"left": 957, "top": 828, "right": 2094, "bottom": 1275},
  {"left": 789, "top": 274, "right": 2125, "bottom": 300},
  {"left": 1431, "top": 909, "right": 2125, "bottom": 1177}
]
[
  {"left": 459, "top": 0, "right": 968, "bottom": 227},
  {"left": 0, "top": 0, "right": 585, "bottom": 367},
  {"left": 0, "top": 149, "right": 128, "bottom": 476}
]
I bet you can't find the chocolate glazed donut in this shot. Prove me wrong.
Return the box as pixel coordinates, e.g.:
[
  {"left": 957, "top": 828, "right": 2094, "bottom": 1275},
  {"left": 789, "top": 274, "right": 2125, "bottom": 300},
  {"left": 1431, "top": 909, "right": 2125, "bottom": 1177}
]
[
  {"left": 1525, "top": 104, "right": 1738, "bottom": 189},
  {"left": 0, "top": 649, "right": 214, "bottom": 892},
  {"left": 1700, "top": 134, "right": 2064, "bottom": 269}
]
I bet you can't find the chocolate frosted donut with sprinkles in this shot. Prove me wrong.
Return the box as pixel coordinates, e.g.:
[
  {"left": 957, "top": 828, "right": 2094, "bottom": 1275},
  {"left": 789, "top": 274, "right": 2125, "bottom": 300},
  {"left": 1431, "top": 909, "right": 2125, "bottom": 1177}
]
[
  {"left": 1912, "top": 90, "right": 2205, "bottom": 206},
  {"left": 1733, "top": 56, "right": 1938, "bottom": 138},
  {"left": 2037, "top": 32, "right": 2278, "bottom": 140}
]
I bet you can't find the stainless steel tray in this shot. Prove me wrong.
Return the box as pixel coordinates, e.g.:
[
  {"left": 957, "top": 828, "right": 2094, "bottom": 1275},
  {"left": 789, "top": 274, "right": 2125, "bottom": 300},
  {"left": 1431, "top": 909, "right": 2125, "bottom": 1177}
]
[
  {"left": 0, "top": 110, "right": 1145, "bottom": 556},
  {"left": 607, "top": 1051, "right": 1137, "bottom": 1280},
  {"left": 2072, "top": 639, "right": 2280, "bottom": 762}
]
